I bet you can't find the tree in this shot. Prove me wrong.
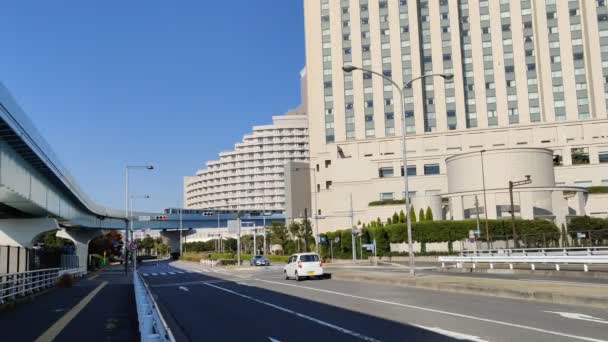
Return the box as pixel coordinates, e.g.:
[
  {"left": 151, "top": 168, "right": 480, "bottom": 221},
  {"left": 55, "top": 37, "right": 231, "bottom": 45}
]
[
  {"left": 289, "top": 222, "right": 304, "bottom": 252},
  {"left": 409, "top": 206, "right": 416, "bottom": 222},
  {"left": 399, "top": 210, "right": 406, "bottom": 223},
  {"left": 269, "top": 222, "right": 289, "bottom": 252},
  {"left": 376, "top": 217, "right": 383, "bottom": 227},
  {"left": 301, "top": 218, "right": 313, "bottom": 252},
  {"left": 419, "top": 208, "right": 425, "bottom": 221},
  {"left": 425, "top": 207, "right": 434, "bottom": 221},
  {"left": 392, "top": 212, "right": 400, "bottom": 224},
  {"left": 387, "top": 218, "right": 392, "bottom": 225}
]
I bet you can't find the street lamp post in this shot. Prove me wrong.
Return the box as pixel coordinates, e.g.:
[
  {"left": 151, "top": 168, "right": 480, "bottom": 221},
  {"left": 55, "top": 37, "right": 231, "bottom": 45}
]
[
  {"left": 509, "top": 175, "right": 532, "bottom": 248},
  {"left": 342, "top": 65, "right": 453, "bottom": 276},
  {"left": 129, "top": 194, "right": 150, "bottom": 272},
  {"left": 479, "top": 150, "right": 491, "bottom": 249},
  {"left": 124, "top": 164, "right": 154, "bottom": 275}
]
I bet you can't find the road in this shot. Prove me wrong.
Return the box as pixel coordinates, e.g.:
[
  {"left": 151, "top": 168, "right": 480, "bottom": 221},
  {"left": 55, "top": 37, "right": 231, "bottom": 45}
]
[{"left": 139, "top": 260, "right": 608, "bottom": 342}]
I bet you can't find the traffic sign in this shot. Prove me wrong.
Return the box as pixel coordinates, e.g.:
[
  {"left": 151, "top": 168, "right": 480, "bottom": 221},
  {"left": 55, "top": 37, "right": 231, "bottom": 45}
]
[
  {"left": 227, "top": 220, "right": 240, "bottom": 234},
  {"left": 128, "top": 241, "right": 138, "bottom": 251},
  {"left": 320, "top": 236, "right": 327, "bottom": 243},
  {"left": 334, "top": 237, "right": 340, "bottom": 243},
  {"left": 351, "top": 228, "right": 362, "bottom": 235},
  {"left": 362, "top": 243, "right": 375, "bottom": 251},
  {"left": 138, "top": 216, "right": 151, "bottom": 221}
]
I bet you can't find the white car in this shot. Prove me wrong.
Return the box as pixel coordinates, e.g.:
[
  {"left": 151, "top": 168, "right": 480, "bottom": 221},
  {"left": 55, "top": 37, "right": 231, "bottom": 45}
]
[{"left": 284, "top": 253, "right": 323, "bottom": 281}]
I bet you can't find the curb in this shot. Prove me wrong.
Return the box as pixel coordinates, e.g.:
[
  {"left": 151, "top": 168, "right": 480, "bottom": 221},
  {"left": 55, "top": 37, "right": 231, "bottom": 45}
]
[{"left": 331, "top": 273, "right": 608, "bottom": 309}]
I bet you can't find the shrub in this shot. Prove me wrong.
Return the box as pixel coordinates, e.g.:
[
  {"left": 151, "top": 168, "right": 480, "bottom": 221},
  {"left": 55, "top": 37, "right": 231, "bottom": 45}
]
[
  {"left": 368, "top": 199, "right": 405, "bottom": 206},
  {"left": 588, "top": 186, "right": 608, "bottom": 194}
]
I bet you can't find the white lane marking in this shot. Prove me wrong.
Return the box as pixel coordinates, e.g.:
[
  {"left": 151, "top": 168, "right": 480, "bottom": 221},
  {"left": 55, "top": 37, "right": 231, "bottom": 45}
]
[
  {"left": 151, "top": 273, "right": 158, "bottom": 276},
  {"left": 179, "top": 286, "right": 189, "bottom": 292},
  {"left": 175, "top": 271, "right": 184, "bottom": 274},
  {"left": 168, "top": 272, "right": 176, "bottom": 275},
  {"left": 268, "top": 337, "right": 281, "bottom": 342},
  {"left": 545, "top": 311, "right": 608, "bottom": 324},
  {"left": 252, "top": 278, "right": 608, "bottom": 342},
  {"left": 142, "top": 273, "right": 149, "bottom": 277},
  {"left": 204, "top": 283, "right": 380, "bottom": 342},
  {"left": 88, "top": 275, "right": 99, "bottom": 280},
  {"left": 160, "top": 272, "right": 167, "bottom": 276},
  {"left": 412, "top": 325, "right": 488, "bottom": 341}
]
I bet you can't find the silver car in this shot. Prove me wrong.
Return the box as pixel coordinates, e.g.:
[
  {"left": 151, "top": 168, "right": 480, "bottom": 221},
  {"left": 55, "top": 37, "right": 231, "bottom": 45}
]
[{"left": 250, "top": 255, "right": 270, "bottom": 266}]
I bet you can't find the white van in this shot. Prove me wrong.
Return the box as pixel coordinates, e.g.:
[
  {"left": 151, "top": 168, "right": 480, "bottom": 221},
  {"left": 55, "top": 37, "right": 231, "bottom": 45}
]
[{"left": 284, "top": 253, "right": 324, "bottom": 281}]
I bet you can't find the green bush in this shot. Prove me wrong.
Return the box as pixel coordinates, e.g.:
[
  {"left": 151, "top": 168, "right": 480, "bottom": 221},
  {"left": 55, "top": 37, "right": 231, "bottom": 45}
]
[
  {"left": 588, "top": 186, "right": 608, "bottom": 194},
  {"left": 368, "top": 199, "right": 405, "bottom": 206}
]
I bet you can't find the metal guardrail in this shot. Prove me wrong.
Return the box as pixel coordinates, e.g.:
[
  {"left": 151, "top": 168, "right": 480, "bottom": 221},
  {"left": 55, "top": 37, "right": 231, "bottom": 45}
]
[
  {"left": 0, "top": 268, "right": 60, "bottom": 304},
  {"left": 134, "top": 271, "right": 175, "bottom": 342},
  {"left": 439, "top": 247, "right": 608, "bottom": 272}
]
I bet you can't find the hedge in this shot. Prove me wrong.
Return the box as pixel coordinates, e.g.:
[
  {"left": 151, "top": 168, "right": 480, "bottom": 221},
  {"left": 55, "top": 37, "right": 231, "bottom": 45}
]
[
  {"left": 368, "top": 199, "right": 406, "bottom": 206},
  {"left": 588, "top": 186, "right": 608, "bottom": 194}
]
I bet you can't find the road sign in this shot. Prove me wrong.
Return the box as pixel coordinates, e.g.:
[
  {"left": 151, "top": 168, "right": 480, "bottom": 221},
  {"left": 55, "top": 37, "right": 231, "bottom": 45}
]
[
  {"left": 468, "top": 230, "right": 475, "bottom": 239},
  {"left": 362, "top": 244, "right": 375, "bottom": 251},
  {"left": 334, "top": 237, "right": 340, "bottom": 243},
  {"left": 128, "top": 241, "right": 138, "bottom": 251},
  {"left": 320, "top": 236, "right": 327, "bottom": 243},
  {"left": 227, "top": 220, "right": 240, "bottom": 234},
  {"left": 577, "top": 232, "right": 587, "bottom": 238},
  {"left": 351, "top": 228, "right": 362, "bottom": 235},
  {"left": 138, "top": 216, "right": 151, "bottom": 221}
]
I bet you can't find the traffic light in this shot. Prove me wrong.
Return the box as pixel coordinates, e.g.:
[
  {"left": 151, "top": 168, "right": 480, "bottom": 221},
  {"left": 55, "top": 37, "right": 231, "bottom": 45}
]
[
  {"left": 202, "top": 212, "right": 215, "bottom": 216},
  {"left": 154, "top": 215, "right": 167, "bottom": 220}
]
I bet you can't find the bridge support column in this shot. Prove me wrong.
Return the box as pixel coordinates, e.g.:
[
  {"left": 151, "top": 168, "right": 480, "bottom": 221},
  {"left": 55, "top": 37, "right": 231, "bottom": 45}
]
[
  {"left": 56, "top": 228, "right": 103, "bottom": 272},
  {"left": 160, "top": 229, "right": 196, "bottom": 254},
  {"left": 0, "top": 218, "right": 60, "bottom": 247}
]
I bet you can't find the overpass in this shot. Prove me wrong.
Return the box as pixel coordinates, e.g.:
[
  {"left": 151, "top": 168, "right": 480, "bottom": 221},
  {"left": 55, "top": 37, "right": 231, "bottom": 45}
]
[{"left": 0, "top": 83, "right": 284, "bottom": 273}]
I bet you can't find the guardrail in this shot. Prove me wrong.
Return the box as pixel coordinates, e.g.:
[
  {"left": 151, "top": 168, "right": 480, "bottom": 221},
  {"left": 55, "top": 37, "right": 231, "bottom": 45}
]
[
  {"left": 200, "top": 259, "right": 217, "bottom": 267},
  {"left": 439, "top": 247, "right": 608, "bottom": 272},
  {"left": 134, "top": 271, "right": 175, "bottom": 342},
  {"left": 0, "top": 268, "right": 61, "bottom": 304}
]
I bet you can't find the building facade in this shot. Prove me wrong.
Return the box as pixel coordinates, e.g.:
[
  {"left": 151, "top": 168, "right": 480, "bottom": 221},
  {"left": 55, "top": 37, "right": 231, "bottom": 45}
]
[{"left": 303, "top": 0, "right": 608, "bottom": 232}]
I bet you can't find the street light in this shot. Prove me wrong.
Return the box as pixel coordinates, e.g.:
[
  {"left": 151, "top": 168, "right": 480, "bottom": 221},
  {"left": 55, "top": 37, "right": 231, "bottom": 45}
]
[
  {"left": 343, "top": 65, "right": 453, "bottom": 276},
  {"left": 129, "top": 194, "right": 150, "bottom": 272},
  {"left": 509, "top": 175, "right": 532, "bottom": 248},
  {"left": 124, "top": 165, "right": 154, "bottom": 275},
  {"left": 479, "top": 150, "right": 491, "bottom": 249}
]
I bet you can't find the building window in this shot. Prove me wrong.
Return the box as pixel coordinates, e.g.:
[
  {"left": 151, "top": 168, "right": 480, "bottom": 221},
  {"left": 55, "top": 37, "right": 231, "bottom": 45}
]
[
  {"left": 553, "top": 150, "right": 563, "bottom": 166},
  {"left": 325, "top": 160, "right": 331, "bottom": 168},
  {"left": 574, "top": 181, "right": 592, "bottom": 188},
  {"left": 400, "top": 166, "right": 417, "bottom": 176},
  {"left": 380, "top": 192, "right": 394, "bottom": 201},
  {"left": 599, "top": 151, "right": 608, "bottom": 164},
  {"left": 571, "top": 147, "right": 590, "bottom": 165},
  {"left": 424, "top": 164, "right": 440, "bottom": 175},
  {"left": 379, "top": 167, "right": 394, "bottom": 178},
  {"left": 325, "top": 181, "right": 333, "bottom": 190}
]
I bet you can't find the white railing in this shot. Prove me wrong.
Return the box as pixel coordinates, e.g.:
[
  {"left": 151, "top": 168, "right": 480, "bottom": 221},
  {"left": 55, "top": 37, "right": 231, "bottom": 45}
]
[
  {"left": 134, "top": 272, "right": 175, "bottom": 342},
  {"left": 0, "top": 268, "right": 61, "bottom": 304},
  {"left": 439, "top": 247, "right": 608, "bottom": 272},
  {"left": 200, "top": 259, "right": 217, "bottom": 267}
]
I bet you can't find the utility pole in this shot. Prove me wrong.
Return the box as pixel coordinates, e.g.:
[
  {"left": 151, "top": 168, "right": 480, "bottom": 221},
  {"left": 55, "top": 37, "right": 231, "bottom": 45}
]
[
  {"left": 480, "top": 150, "right": 490, "bottom": 250},
  {"left": 474, "top": 195, "right": 481, "bottom": 249},
  {"left": 350, "top": 194, "right": 356, "bottom": 263}
]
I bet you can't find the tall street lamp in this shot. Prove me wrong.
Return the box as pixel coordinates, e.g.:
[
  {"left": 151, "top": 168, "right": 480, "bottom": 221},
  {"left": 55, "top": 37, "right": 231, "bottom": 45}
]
[
  {"left": 125, "top": 164, "right": 154, "bottom": 274},
  {"left": 509, "top": 175, "right": 532, "bottom": 248},
  {"left": 130, "top": 194, "right": 150, "bottom": 272},
  {"left": 479, "top": 150, "right": 491, "bottom": 249},
  {"left": 343, "top": 65, "right": 453, "bottom": 277}
]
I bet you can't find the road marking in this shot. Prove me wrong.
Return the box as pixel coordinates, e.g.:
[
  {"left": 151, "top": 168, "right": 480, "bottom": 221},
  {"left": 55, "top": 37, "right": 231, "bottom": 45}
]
[
  {"left": 268, "top": 337, "right": 281, "bottom": 342},
  {"left": 88, "top": 275, "right": 99, "bottom": 280},
  {"left": 143, "top": 273, "right": 149, "bottom": 277},
  {"left": 253, "top": 278, "right": 608, "bottom": 342},
  {"left": 168, "top": 272, "right": 176, "bottom": 275},
  {"left": 35, "top": 281, "right": 108, "bottom": 342},
  {"left": 412, "top": 324, "right": 488, "bottom": 341},
  {"left": 160, "top": 272, "right": 166, "bottom": 275},
  {"left": 179, "top": 286, "right": 189, "bottom": 292},
  {"left": 205, "top": 283, "right": 380, "bottom": 342},
  {"left": 151, "top": 273, "right": 158, "bottom": 276},
  {"left": 151, "top": 279, "right": 228, "bottom": 288},
  {"left": 545, "top": 311, "right": 608, "bottom": 324}
]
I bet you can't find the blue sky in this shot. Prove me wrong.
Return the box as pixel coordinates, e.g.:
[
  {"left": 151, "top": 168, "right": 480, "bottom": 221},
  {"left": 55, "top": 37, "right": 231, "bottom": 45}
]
[{"left": 0, "top": 0, "right": 305, "bottom": 212}]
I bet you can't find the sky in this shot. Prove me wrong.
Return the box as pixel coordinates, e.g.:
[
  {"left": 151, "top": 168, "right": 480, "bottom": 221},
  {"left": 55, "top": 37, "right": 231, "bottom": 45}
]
[{"left": 0, "top": 0, "right": 305, "bottom": 212}]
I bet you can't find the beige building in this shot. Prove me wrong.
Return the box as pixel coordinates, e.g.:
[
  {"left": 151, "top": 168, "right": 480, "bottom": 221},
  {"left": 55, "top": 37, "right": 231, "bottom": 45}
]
[
  {"left": 184, "top": 72, "right": 309, "bottom": 211},
  {"left": 303, "top": 0, "right": 608, "bottom": 232}
]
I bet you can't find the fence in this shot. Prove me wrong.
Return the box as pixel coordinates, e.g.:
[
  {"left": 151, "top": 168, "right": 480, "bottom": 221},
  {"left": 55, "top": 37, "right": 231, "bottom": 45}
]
[
  {"left": 0, "top": 268, "right": 61, "bottom": 304},
  {"left": 0, "top": 245, "right": 37, "bottom": 274},
  {"left": 439, "top": 246, "right": 608, "bottom": 272},
  {"left": 465, "top": 228, "right": 608, "bottom": 250},
  {"left": 134, "top": 271, "right": 175, "bottom": 342}
]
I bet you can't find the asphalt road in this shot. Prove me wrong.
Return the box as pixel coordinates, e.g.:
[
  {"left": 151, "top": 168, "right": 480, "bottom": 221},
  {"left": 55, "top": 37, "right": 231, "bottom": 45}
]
[{"left": 140, "top": 260, "right": 608, "bottom": 342}]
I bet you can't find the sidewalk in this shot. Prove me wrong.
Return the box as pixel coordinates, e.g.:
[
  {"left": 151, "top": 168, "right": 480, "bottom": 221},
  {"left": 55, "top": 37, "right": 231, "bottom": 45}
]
[
  {"left": 0, "top": 264, "right": 139, "bottom": 341},
  {"left": 329, "top": 268, "right": 608, "bottom": 309}
]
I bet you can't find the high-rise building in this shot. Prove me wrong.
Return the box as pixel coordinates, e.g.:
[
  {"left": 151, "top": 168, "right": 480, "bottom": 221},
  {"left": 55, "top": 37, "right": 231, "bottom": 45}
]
[
  {"left": 184, "top": 71, "right": 309, "bottom": 212},
  {"left": 303, "top": 0, "right": 608, "bottom": 232}
]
